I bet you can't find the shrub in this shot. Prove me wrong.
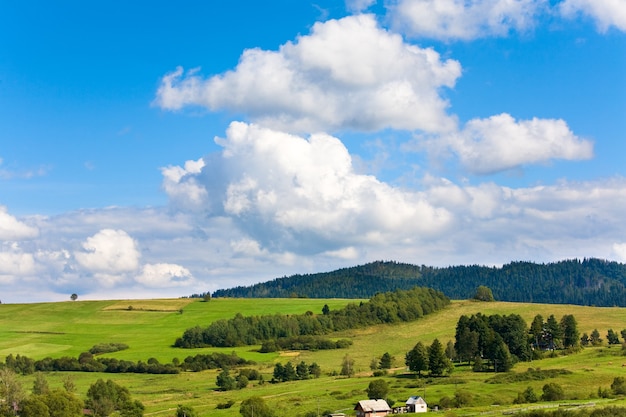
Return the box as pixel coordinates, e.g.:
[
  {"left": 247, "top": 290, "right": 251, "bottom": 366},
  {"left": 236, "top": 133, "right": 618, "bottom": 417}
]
[{"left": 541, "top": 382, "right": 565, "bottom": 401}]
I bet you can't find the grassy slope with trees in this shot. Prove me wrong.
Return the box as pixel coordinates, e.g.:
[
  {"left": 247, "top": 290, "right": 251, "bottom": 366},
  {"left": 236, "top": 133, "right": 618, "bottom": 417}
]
[
  {"left": 3, "top": 298, "right": 626, "bottom": 416},
  {"left": 212, "top": 258, "right": 626, "bottom": 306}
]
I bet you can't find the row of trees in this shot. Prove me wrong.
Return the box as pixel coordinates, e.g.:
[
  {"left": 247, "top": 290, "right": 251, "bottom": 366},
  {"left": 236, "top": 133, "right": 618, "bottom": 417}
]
[
  {"left": 3, "top": 351, "right": 253, "bottom": 376},
  {"left": 582, "top": 328, "right": 626, "bottom": 346},
  {"left": 405, "top": 339, "right": 454, "bottom": 376},
  {"left": 454, "top": 313, "right": 530, "bottom": 372},
  {"left": 529, "top": 314, "right": 579, "bottom": 350},
  {"left": 259, "top": 335, "right": 352, "bottom": 352},
  {"left": 272, "top": 361, "right": 321, "bottom": 382},
  {"left": 175, "top": 286, "right": 449, "bottom": 348}
]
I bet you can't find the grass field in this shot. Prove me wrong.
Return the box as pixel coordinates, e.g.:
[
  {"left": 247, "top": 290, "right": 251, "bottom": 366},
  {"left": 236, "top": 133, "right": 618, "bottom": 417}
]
[{"left": 2, "top": 298, "right": 626, "bottom": 416}]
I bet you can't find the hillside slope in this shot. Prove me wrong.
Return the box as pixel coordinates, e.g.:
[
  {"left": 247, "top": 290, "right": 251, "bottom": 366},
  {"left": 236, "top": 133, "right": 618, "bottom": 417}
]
[{"left": 212, "top": 258, "right": 626, "bottom": 306}]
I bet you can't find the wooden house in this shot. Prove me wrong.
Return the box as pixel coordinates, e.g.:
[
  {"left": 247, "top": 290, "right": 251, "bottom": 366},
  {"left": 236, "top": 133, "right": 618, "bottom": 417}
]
[{"left": 355, "top": 399, "right": 391, "bottom": 417}]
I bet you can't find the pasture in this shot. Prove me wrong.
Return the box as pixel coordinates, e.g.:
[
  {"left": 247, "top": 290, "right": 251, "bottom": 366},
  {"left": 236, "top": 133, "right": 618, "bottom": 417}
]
[{"left": 2, "top": 298, "right": 626, "bottom": 416}]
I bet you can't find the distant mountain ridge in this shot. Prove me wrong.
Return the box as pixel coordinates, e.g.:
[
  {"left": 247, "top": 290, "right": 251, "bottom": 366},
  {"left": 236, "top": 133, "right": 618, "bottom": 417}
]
[{"left": 212, "top": 258, "right": 626, "bottom": 307}]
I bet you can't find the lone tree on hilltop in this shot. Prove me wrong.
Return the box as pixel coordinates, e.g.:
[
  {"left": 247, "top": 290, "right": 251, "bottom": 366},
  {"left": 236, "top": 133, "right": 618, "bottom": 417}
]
[
  {"left": 473, "top": 286, "right": 494, "bottom": 302},
  {"left": 70, "top": 293, "right": 78, "bottom": 301}
]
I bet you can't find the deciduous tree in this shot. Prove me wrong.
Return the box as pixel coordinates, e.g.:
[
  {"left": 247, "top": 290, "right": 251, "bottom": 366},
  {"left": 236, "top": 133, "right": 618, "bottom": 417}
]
[{"left": 366, "top": 379, "right": 389, "bottom": 399}]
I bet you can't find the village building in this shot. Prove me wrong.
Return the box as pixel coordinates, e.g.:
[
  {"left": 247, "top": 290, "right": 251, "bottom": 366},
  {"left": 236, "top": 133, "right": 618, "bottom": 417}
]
[
  {"left": 405, "top": 396, "right": 427, "bottom": 413},
  {"left": 355, "top": 399, "right": 392, "bottom": 417}
]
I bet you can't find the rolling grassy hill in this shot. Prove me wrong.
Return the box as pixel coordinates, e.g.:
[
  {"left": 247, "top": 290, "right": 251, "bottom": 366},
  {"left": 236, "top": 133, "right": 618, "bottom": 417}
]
[{"left": 2, "top": 297, "right": 626, "bottom": 416}]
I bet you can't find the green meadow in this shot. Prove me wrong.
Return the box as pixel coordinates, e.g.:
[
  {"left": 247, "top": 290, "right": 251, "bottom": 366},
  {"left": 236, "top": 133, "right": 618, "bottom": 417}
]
[{"left": 2, "top": 297, "right": 626, "bottom": 416}]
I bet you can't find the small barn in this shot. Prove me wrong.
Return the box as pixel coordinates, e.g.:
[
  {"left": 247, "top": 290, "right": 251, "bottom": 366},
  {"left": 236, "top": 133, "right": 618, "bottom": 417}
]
[
  {"left": 405, "top": 396, "right": 427, "bottom": 413},
  {"left": 355, "top": 399, "right": 392, "bottom": 417}
]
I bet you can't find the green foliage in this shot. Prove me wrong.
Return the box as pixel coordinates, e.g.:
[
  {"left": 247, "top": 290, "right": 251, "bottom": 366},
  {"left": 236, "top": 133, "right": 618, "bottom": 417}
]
[
  {"left": 453, "top": 389, "right": 473, "bottom": 407},
  {"left": 455, "top": 312, "right": 531, "bottom": 370},
  {"left": 216, "top": 368, "right": 236, "bottom": 391},
  {"left": 591, "top": 329, "right": 602, "bottom": 346},
  {"left": 0, "top": 368, "right": 25, "bottom": 415},
  {"left": 428, "top": 338, "right": 452, "bottom": 376},
  {"left": 86, "top": 379, "right": 142, "bottom": 417},
  {"left": 89, "top": 342, "right": 129, "bottom": 354},
  {"left": 32, "top": 372, "right": 49, "bottom": 395},
  {"left": 20, "top": 396, "right": 51, "bottom": 417},
  {"left": 541, "top": 382, "right": 565, "bottom": 401},
  {"left": 581, "top": 332, "right": 590, "bottom": 346},
  {"left": 561, "top": 314, "right": 580, "bottom": 348},
  {"left": 176, "top": 286, "right": 449, "bottom": 348},
  {"left": 35, "top": 390, "right": 83, "bottom": 417},
  {"left": 379, "top": 352, "right": 393, "bottom": 369},
  {"left": 514, "top": 386, "right": 539, "bottom": 404},
  {"left": 405, "top": 341, "right": 428, "bottom": 376},
  {"left": 216, "top": 400, "right": 235, "bottom": 409},
  {"left": 180, "top": 352, "right": 253, "bottom": 372},
  {"left": 213, "top": 258, "right": 626, "bottom": 307},
  {"left": 612, "top": 376, "right": 626, "bottom": 395},
  {"left": 259, "top": 335, "right": 352, "bottom": 352},
  {"left": 473, "top": 285, "right": 495, "bottom": 301},
  {"left": 366, "top": 379, "right": 389, "bottom": 399},
  {"left": 176, "top": 404, "right": 198, "bottom": 417},
  {"left": 4, "top": 353, "right": 35, "bottom": 375},
  {"left": 240, "top": 396, "right": 274, "bottom": 417},
  {"left": 340, "top": 354, "right": 355, "bottom": 377},
  {"left": 487, "top": 367, "right": 573, "bottom": 384},
  {"left": 607, "top": 329, "right": 620, "bottom": 345}
]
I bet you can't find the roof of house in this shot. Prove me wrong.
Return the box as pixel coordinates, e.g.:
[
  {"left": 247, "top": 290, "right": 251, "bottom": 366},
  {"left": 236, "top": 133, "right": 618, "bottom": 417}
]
[
  {"left": 406, "top": 396, "right": 427, "bottom": 405},
  {"left": 355, "top": 399, "right": 391, "bottom": 412}
]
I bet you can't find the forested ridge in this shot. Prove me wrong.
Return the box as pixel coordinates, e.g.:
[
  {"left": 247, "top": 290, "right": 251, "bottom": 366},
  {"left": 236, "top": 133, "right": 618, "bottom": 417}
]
[{"left": 211, "top": 258, "right": 626, "bottom": 307}]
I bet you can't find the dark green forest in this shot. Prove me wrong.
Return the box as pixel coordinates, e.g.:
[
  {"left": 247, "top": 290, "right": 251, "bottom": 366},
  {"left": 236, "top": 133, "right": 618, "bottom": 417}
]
[{"left": 211, "top": 258, "right": 626, "bottom": 307}]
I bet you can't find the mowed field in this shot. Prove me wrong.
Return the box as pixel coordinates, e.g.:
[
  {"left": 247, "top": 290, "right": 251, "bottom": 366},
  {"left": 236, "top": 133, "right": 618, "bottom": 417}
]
[{"left": 2, "top": 297, "right": 626, "bottom": 416}]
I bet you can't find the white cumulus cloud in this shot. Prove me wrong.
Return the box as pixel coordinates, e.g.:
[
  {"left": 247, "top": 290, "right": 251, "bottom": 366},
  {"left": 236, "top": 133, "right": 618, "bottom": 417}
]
[
  {"left": 155, "top": 14, "right": 461, "bottom": 134},
  {"left": 75, "top": 229, "right": 141, "bottom": 275},
  {"left": 135, "top": 263, "right": 195, "bottom": 288},
  {"left": 388, "top": 0, "right": 545, "bottom": 40},
  {"left": 0, "top": 245, "right": 36, "bottom": 282},
  {"left": 0, "top": 206, "right": 39, "bottom": 240},
  {"left": 163, "top": 122, "right": 453, "bottom": 253},
  {"left": 559, "top": 0, "right": 626, "bottom": 32},
  {"left": 419, "top": 113, "right": 593, "bottom": 174},
  {"left": 161, "top": 158, "right": 208, "bottom": 212}
]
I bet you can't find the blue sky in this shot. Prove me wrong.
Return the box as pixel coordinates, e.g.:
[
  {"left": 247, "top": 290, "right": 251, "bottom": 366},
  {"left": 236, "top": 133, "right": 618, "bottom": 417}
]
[{"left": 1, "top": 0, "right": 625, "bottom": 302}]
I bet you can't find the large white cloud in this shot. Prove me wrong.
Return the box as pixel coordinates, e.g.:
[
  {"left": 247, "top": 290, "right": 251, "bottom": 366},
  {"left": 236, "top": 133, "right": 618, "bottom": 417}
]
[
  {"left": 0, "top": 206, "right": 39, "bottom": 240},
  {"left": 416, "top": 113, "right": 593, "bottom": 174},
  {"left": 74, "top": 229, "right": 141, "bottom": 279},
  {"left": 559, "top": 0, "right": 626, "bottom": 32},
  {"left": 164, "top": 122, "right": 454, "bottom": 253},
  {"left": 0, "top": 244, "right": 36, "bottom": 282},
  {"left": 388, "top": 0, "right": 545, "bottom": 40},
  {"left": 155, "top": 14, "right": 461, "bottom": 134}
]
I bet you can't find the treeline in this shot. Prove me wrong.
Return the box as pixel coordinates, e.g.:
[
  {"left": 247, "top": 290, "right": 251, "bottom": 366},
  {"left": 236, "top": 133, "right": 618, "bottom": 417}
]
[
  {"left": 211, "top": 258, "right": 626, "bottom": 307},
  {"left": 175, "top": 286, "right": 449, "bottom": 348},
  {"left": 3, "top": 350, "right": 253, "bottom": 375},
  {"left": 453, "top": 313, "right": 530, "bottom": 373},
  {"left": 259, "top": 335, "right": 352, "bottom": 352},
  {"left": 452, "top": 312, "right": 580, "bottom": 373}
]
